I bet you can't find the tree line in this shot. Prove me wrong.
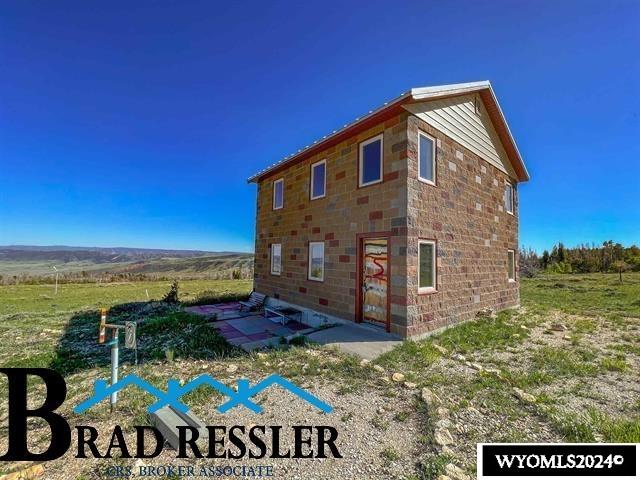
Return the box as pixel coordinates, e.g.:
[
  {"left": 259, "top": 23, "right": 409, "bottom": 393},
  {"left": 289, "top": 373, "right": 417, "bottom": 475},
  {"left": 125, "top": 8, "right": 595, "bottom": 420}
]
[{"left": 519, "top": 241, "right": 640, "bottom": 277}]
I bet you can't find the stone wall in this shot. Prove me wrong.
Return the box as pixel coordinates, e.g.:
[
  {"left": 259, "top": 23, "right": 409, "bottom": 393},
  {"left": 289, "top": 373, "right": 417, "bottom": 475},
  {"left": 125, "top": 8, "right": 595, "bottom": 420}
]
[
  {"left": 404, "top": 115, "right": 519, "bottom": 338},
  {"left": 252, "top": 111, "right": 521, "bottom": 339},
  {"left": 253, "top": 113, "right": 410, "bottom": 335}
]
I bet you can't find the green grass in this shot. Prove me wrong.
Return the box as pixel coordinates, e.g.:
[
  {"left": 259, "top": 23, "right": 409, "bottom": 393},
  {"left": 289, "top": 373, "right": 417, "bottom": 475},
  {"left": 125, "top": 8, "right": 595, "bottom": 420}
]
[
  {"left": 434, "top": 310, "right": 528, "bottom": 353},
  {"left": 600, "top": 355, "right": 629, "bottom": 372},
  {"left": 544, "top": 407, "right": 640, "bottom": 443},
  {"left": 378, "top": 310, "right": 527, "bottom": 372},
  {"left": 0, "top": 278, "right": 252, "bottom": 314},
  {"left": 0, "top": 279, "right": 251, "bottom": 376},
  {"left": 589, "top": 409, "right": 640, "bottom": 442},
  {"left": 521, "top": 272, "right": 640, "bottom": 317}
]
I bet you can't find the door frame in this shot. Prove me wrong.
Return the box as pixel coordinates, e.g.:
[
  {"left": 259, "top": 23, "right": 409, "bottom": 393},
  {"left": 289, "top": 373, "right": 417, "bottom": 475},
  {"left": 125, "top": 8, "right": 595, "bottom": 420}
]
[{"left": 355, "top": 231, "right": 392, "bottom": 333}]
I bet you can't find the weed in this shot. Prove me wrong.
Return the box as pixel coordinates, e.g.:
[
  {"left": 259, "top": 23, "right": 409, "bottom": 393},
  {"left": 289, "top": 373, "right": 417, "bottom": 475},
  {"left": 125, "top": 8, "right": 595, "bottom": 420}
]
[
  {"left": 573, "top": 318, "right": 598, "bottom": 334},
  {"left": 380, "top": 447, "right": 400, "bottom": 465},
  {"left": 394, "top": 410, "right": 410, "bottom": 422},
  {"left": 371, "top": 415, "right": 389, "bottom": 431},
  {"left": 418, "top": 453, "right": 453, "bottom": 480},
  {"left": 340, "top": 412, "right": 353, "bottom": 423},
  {"left": 601, "top": 356, "right": 629, "bottom": 372},
  {"left": 543, "top": 407, "right": 595, "bottom": 442}
]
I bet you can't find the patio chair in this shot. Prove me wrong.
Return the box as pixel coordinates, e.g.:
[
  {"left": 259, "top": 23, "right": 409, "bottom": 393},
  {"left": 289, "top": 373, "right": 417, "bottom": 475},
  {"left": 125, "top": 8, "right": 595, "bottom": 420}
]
[{"left": 238, "top": 291, "right": 267, "bottom": 313}]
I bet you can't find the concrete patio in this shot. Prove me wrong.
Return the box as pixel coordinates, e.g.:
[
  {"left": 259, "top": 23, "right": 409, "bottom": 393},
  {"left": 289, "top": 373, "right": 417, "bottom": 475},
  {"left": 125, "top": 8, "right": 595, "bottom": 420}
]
[
  {"left": 214, "top": 314, "right": 315, "bottom": 351},
  {"left": 185, "top": 303, "right": 317, "bottom": 351},
  {"left": 305, "top": 322, "right": 402, "bottom": 360},
  {"left": 186, "top": 302, "right": 402, "bottom": 358}
]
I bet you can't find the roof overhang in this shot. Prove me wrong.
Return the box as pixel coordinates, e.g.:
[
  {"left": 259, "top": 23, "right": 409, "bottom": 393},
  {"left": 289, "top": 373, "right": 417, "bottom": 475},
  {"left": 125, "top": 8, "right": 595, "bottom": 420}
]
[{"left": 248, "top": 81, "right": 529, "bottom": 183}]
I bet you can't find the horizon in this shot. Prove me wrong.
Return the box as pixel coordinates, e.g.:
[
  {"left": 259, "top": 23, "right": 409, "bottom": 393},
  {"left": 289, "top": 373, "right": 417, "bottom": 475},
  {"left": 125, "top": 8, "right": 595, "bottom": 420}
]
[
  {"left": 1, "top": 1, "right": 638, "bottom": 252},
  {"left": 1, "top": 238, "right": 638, "bottom": 256}
]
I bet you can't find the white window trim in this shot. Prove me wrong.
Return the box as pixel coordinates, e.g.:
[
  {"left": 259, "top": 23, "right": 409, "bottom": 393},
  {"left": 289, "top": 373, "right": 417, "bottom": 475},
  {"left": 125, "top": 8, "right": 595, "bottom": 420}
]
[
  {"left": 358, "top": 134, "right": 384, "bottom": 188},
  {"left": 310, "top": 159, "right": 327, "bottom": 200},
  {"left": 418, "top": 239, "right": 437, "bottom": 293},
  {"left": 505, "top": 182, "right": 514, "bottom": 215},
  {"left": 273, "top": 178, "right": 284, "bottom": 210},
  {"left": 270, "top": 243, "right": 282, "bottom": 276},
  {"left": 308, "top": 241, "right": 325, "bottom": 282},
  {"left": 418, "top": 130, "right": 436, "bottom": 186},
  {"left": 507, "top": 249, "right": 516, "bottom": 282}
]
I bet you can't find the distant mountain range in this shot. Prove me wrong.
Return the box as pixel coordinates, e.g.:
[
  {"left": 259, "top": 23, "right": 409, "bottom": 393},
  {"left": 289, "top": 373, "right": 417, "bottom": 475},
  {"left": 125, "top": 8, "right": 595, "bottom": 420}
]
[{"left": 0, "top": 245, "right": 254, "bottom": 280}]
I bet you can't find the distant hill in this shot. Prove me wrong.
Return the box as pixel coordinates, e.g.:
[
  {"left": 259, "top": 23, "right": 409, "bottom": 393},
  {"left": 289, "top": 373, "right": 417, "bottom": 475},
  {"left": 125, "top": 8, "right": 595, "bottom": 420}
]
[{"left": 0, "top": 245, "right": 254, "bottom": 281}]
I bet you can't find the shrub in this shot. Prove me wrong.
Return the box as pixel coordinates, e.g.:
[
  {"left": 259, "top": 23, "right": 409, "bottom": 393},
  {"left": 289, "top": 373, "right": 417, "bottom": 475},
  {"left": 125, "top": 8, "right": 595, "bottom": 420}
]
[{"left": 162, "top": 280, "right": 180, "bottom": 304}]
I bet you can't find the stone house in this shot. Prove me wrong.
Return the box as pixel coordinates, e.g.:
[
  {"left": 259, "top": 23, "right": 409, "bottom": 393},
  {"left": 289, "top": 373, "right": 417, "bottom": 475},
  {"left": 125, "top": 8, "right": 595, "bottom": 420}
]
[{"left": 247, "top": 81, "right": 529, "bottom": 339}]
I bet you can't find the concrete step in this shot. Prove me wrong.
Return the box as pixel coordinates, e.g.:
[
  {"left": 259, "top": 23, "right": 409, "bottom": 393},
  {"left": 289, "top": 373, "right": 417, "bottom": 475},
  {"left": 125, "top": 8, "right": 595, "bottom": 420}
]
[{"left": 149, "top": 405, "right": 208, "bottom": 450}]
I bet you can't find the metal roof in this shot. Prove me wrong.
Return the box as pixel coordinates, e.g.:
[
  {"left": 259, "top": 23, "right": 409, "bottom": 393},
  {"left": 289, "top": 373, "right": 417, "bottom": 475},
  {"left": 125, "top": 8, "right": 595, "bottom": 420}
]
[{"left": 247, "top": 81, "right": 529, "bottom": 183}]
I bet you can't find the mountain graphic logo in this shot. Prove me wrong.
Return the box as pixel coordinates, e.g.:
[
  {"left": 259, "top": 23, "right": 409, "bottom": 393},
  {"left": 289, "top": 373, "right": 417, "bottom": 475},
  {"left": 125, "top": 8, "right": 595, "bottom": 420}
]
[{"left": 74, "top": 373, "right": 332, "bottom": 414}]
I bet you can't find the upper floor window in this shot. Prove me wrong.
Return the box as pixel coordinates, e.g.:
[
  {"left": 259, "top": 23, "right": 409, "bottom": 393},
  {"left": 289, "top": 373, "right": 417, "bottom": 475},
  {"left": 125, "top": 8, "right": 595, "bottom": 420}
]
[
  {"left": 271, "top": 243, "right": 282, "bottom": 275},
  {"left": 308, "top": 241, "right": 325, "bottom": 281},
  {"left": 418, "top": 239, "right": 437, "bottom": 293},
  {"left": 507, "top": 249, "right": 516, "bottom": 281},
  {"left": 310, "top": 159, "right": 326, "bottom": 200},
  {"left": 359, "top": 134, "right": 383, "bottom": 187},
  {"left": 504, "top": 182, "right": 514, "bottom": 214},
  {"left": 273, "top": 178, "right": 284, "bottom": 210},
  {"left": 418, "top": 131, "right": 436, "bottom": 185}
]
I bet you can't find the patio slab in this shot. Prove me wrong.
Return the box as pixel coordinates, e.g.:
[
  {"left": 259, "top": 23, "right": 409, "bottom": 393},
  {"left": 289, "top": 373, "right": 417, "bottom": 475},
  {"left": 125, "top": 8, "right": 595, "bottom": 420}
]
[
  {"left": 221, "top": 327, "right": 246, "bottom": 339},
  {"left": 205, "top": 306, "right": 316, "bottom": 351},
  {"left": 227, "top": 317, "right": 275, "bottom": 335},
  {"left": 305, "top": 323, "right": 402, "bottom": 360}
]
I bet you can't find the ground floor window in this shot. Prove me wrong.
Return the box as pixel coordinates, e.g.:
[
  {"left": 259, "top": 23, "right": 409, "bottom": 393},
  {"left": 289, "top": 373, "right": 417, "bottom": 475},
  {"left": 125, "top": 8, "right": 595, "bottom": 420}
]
[
  {"left": 308, "top": 241, "right": 325, "bottom": 281},
  {"left": 271, "top": 243, "right": 281, "bottom": 275},
  {"left": 508, "top": 249, "right": 516, "bottom": 281},
  {"left": 418, "top": 239, "right": 436, "bottom": 292}
]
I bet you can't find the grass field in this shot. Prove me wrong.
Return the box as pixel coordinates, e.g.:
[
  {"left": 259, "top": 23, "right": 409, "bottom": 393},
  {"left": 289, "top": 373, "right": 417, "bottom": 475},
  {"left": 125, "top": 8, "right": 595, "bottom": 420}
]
[{"left": 0, "top": 274, "right": 638, "bottom": 479}]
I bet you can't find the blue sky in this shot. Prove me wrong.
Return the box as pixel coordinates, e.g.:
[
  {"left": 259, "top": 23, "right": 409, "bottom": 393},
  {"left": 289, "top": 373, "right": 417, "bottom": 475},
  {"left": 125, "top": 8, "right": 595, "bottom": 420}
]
[{"left": 1, "top": 0, "right": 638, "bottom": 253}]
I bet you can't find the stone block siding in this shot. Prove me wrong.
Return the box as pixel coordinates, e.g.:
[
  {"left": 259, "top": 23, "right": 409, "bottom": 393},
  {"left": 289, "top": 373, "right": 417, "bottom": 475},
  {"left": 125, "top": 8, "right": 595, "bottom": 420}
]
[
  {"left": 253, "top": 111, "right": 521, "bottom": 339},
  {"left": 404, "top": 115, "right": 519, "bottom": 338},
  {"left": 253, "top": 113, "right": 410, "bottom": 336}
]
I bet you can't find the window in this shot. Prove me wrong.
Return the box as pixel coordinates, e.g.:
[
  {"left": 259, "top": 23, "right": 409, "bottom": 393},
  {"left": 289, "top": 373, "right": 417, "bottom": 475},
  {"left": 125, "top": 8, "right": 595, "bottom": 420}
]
[
  {"left": 308, "top": 241, "right": 325, "bottom": 281},
  {"left": 418, "top": 240, "right": 436, "bottom": 292},
  {"left": 310, "top": 159, "right": 326, "bottom": 200},
  {"left": 270, "top": 243, "right": 282, "bottom": 275},
  {"left": 273, "top": 178, "right": 284, "bottom": 210},
  {"left": 418, "top": 131, "right": 436, "bottom": 185},
  {"left": 504, "top": 183, "right": 514, "bottom": 214},
  {"left": 358, "top": 134, "right": 383, "bottom": 187},
  {"left": 507, "top": 249, "right": 516, "bottom": 281}
]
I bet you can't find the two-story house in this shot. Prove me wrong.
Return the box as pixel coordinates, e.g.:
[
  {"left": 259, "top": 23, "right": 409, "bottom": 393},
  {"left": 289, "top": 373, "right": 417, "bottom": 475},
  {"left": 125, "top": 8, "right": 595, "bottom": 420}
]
[{"left": 248, "top": 81, "right": 529, "bottom": 339}]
